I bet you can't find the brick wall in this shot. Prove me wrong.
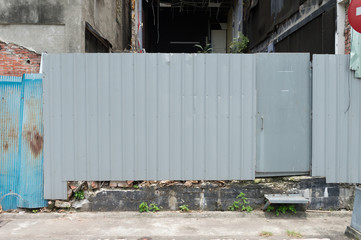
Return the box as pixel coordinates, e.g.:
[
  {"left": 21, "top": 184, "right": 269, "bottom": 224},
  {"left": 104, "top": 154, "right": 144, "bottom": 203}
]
[
  {"left": 0, "top": 41, "right": 41, "bottom": 77},
  {"left": 345, "top": 2, "right": 351, "bottom": 54}
]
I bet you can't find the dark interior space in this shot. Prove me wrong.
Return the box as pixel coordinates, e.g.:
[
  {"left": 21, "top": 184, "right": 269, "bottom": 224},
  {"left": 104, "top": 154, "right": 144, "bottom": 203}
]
[
  {"left": 142, "top": 0, "right": 232, "bottom": 53},
  {"left": 243, "top": 0, "right": 305, "bottom": 49},
  {"left": 85, "top": 23, "right": 112, "bottom": 53},
  {"left": 275, "top": 6, "right": 336, "bottom": 55},
  {"left": 243, "top": 0, "right": 336, "bottom": 54}
]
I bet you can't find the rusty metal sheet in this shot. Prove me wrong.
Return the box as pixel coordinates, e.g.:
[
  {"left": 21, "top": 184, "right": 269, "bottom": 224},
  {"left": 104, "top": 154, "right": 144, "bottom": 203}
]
[
  {"left": 0, "top": 76, "right": 22, "bottom": 210},
  {"left": 17, "top": 75, "right": 47, "bottom": 208},
  {"left": 0, "top": 74, "right": 47, "bottom": 210}
]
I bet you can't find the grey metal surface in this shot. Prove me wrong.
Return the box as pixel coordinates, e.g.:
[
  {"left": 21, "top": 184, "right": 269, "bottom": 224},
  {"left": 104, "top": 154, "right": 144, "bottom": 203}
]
[
  {"left": 263, "top": 194, "right": 309, "bottom": 210},
  {"left": 264, "top": 194, "right": 309, "bottom": 204},
  {"left": 312, "top": 55, "right": 361, "bottom": 183},
  {"left": 256, "top": 53, "right": 311, "bottom": 176},
  {"left": 351, "top": 187, "right": 361, "bottom": 232},
  {"left": 42, "top": 53, "right": 257, "bottom": 199}
]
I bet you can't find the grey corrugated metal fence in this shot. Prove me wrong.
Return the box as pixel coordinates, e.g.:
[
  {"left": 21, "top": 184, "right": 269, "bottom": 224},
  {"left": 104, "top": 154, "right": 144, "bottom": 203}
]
[
  {"left": 43, "top": 54, "right": 257, "bottom": 199},
  {"left": 42, "top": 53, "right": 361, "bottom": 200},
  {"left": 312, "top": 55, "right": 361, "bottom": 183}
]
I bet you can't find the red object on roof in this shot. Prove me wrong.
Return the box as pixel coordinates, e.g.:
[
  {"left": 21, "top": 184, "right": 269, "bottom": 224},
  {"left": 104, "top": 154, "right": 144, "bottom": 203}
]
[{"left": 349, "top": 0, "right": 361, "bottom": 33}]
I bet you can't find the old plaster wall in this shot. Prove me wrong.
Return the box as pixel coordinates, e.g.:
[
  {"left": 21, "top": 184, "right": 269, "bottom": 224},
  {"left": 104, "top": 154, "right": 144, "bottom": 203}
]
[
  {"left": 0, "top": 0, "right": 83, "bottom": 53},
  {"left": 82, "top": 0, "right": 124, "bottom": 51}
]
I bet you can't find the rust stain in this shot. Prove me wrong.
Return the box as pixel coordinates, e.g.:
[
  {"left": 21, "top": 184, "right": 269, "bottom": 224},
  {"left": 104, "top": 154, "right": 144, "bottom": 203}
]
[
  {"left": 8, "top": 127, "right": 18, "bottom": 139},
  {"left": 24, "top": 127, "right": 43, "bottom": 158},
  {"left": 0, "top": 110, "right": 19, "bottom": 152},
  {"left": 3, "top": 142, "right": 8, "bottom": 151}
]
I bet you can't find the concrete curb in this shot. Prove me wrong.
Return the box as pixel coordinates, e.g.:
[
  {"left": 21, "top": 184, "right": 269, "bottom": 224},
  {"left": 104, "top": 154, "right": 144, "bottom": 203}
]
[{"left": 0, "top": 210, "right": 352, "bottom": 220}]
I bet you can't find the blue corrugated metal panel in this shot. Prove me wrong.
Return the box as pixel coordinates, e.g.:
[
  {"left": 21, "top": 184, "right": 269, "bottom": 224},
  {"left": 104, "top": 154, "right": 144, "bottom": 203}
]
[
  {"left": 0, "top": 79, "right": 22, "bottom": 210},
  {"left": 42, "top": 53, "right": 257, "bottom": 200},
  {"left": 18, "top": 75, "right": 47, "bottom": 208},
  {"left": 0, "top": 74, "right": 47, "bottom": 210},
  {"left": 312, "top": 55, "right": 361, "bottom": 183}
]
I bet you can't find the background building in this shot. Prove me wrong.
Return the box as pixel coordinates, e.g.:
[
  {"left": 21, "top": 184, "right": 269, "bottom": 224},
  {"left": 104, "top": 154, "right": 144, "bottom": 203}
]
[{"left": 0, "top": 0, "right": 131, "bottom": 53}]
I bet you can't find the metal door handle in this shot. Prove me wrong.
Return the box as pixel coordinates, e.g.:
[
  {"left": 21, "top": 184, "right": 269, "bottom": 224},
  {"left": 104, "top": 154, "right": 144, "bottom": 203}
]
[{"left": 261, "top": 116, "right": 264, "bottom": 130}]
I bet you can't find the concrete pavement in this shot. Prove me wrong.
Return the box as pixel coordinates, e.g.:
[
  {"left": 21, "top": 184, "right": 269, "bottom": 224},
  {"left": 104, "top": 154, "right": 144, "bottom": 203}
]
[{"left": 0, "top": 211, "right": 353, "bottom": 240}]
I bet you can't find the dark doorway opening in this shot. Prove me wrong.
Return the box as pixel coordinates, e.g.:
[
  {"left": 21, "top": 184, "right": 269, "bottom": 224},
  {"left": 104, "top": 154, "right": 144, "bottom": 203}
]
[{"left": 142, "top": 0, "right": 233, "bottom": 53}]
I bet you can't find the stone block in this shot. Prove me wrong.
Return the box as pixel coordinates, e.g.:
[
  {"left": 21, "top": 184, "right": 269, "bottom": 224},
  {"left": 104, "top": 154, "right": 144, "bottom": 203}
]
[{"left": 55, "top": 200, "right": 71, "bottom": 208}]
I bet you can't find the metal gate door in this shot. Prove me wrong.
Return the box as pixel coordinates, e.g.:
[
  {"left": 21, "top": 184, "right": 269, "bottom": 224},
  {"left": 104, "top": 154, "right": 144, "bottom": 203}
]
[{"left": 256, "top": 53, "right": 311, "bottom": 176}]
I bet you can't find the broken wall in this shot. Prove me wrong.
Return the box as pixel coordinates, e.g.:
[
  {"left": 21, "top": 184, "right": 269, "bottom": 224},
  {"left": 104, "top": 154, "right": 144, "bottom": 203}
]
[{"left": 0, "top": 41, "right": 40, "bottom": 77}]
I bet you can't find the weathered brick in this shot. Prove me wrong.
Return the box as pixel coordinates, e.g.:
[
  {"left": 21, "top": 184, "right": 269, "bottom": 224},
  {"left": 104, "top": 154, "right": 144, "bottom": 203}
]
[{"left": 0, "top": 40, "right": 40, "bottom": 76}]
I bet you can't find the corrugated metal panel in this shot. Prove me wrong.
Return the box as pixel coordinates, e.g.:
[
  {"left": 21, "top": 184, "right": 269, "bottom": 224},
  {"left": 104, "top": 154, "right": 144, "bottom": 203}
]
[
  {"left": 0, "top": 74, "right": 47, "bottom": 210},
  {"left": 18, "top": 74, "right": 47, "bottom": 208},
  {"left": 42, "top": 53, "right": 257, "bottom": 200},
  {"left": 312, "top": 54, "right": 361, "bottom": 183},
  {"left": 0, "top": 77, "right": 22, "bottom": 210},
  {"left": 256, "top": 53, "right": 311, "bottom": 176}
]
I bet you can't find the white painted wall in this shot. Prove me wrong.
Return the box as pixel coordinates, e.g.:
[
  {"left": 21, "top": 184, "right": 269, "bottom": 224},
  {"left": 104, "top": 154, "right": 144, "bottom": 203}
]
[{"left": 336, "top": 0, "right": 347, "bottom": 54}]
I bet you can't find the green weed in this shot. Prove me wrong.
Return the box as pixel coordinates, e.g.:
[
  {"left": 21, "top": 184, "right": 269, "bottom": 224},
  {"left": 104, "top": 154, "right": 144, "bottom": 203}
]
[
  {"left": 179, "top": 205, "right": 190, "bottom": 212},
  {"left": 139, "top": 202, "right": 149, "bottom": 213},
  {"left": 228, "top": 192, "right": 253, "bottom": 212},
  {"left": 287, "top": 230, "right": 302, "bottom": 238},
  {"left": 149, "top": 203, "right": 161, "bottom": 212},
  {"left": 267, "top": 204, "right": 296, "bottom": 216},
  {"left": 74, "top": 190, "right": 84, "bottom": 200}
]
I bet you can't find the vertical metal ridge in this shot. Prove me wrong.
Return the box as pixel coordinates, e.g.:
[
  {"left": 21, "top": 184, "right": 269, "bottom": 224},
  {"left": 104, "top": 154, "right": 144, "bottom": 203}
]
[
  {"left": 96, "top": 54, "right": 101, "bottom": 180},
  {"left": 227, "top": 55, "right": 231, "bottom": 179},
  {"left": 179, "top": 54, "right": 183, "bottom": 179},
  {"left": 131, "top": 52, "right": 136, "bottom": 179},
  {"left": 156, "top": 53, "right": 160, "bottom": 179},
  {"left": 168, "top": 54, "right": 172, "bottom": 179},
  {"left": 216, "top": 55, "right": 220, "bottom": 179},
  {"left": 192, "top": 55, "right": 196, "bottom": 179},
  {"left": 203, "top": 54, "right": 207, "bottom": 179},
  {"left": 72, "top": 54, "right": 76, "bottom": 180},
  {"left": 313, "top": 54, "right": 361, "bottom": 183}
]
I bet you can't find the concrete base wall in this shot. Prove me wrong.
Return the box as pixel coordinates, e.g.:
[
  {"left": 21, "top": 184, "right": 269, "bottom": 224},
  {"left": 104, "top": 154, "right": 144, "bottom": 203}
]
[{"left": 70, "top": 177, "right": 355, "bottom": 212}]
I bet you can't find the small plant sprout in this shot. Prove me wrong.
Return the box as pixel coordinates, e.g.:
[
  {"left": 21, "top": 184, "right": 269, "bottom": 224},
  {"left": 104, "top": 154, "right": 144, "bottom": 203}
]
[
  {"left": 179, "top": 205, "right": 190, "bottom": 212},
  {"left": 133, "top": 184, "right": 139, "bottom": 189},
  {"left": 259, "top": 231, "right": 273, "bottom": 237},
  {"left": 139, "top": 202, "right": 149, "bottom": 213},
  {"left": 74, "top": 190, "right": 85, "bottom": 200},
  {"left": 266, "top": 205, "right": 275, "bottom": 212},
  {"left": 230, "top": 32, "right": 249, "bottom": 53},
  {"left": 228, "top": 201, "right": 241, "bottom": 211},
  {"left": 276, "top": 205, "right": 296, "bottom": 216},
  {"left": 194, "top": 43, "right": 212, "bottom": 53},
  {"left": 266, "top": 204, "right": 296, "bottom": 216},
  {"left": 149, "top": 203, "right": 161, "bottom": 212},
  {"left": 287, "top": 230, "right": 302, "bottom": 238},
  {"left": 32, "top": 209, "right": 39, "bottom": 213},
  {"left": 228, "top": 192, "right": 253, "bottom": 212}
]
